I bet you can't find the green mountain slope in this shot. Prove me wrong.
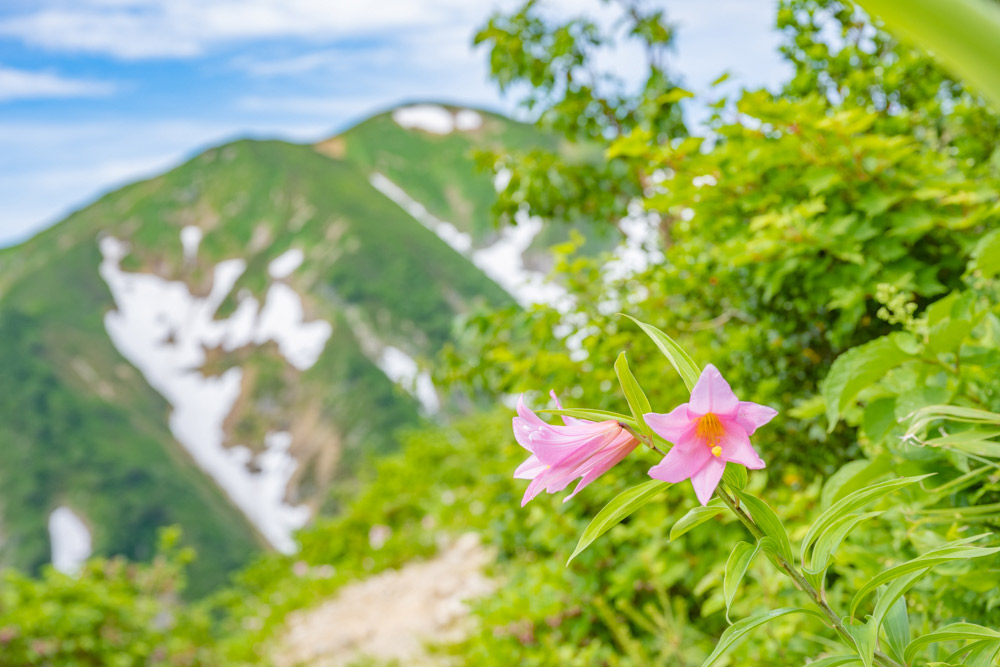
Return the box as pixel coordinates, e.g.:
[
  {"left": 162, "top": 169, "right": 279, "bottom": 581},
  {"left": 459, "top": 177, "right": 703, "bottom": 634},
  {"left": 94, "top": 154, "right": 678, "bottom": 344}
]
[
  {"left": 331, "top": 105, "right": 555, "bottom": 241},
  {"left": 0, "top": 104, "right": 548, "bottom": 594}
]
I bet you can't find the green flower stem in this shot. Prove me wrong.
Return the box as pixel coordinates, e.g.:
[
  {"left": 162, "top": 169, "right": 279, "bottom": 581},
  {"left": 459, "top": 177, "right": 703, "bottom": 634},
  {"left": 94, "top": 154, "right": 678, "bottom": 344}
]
[
  {"left": 715, "top": 486, "right": 904, "bottom": 667},
  {"left": 629, "top": 425, "right": 901, "bottom": 666}
]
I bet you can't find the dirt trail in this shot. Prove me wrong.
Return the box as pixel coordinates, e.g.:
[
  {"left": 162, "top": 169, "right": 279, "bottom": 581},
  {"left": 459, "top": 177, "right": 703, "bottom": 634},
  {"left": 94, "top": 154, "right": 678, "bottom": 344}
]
[{"left": 275, "top": 533, "right": 494, "bottom": 667}]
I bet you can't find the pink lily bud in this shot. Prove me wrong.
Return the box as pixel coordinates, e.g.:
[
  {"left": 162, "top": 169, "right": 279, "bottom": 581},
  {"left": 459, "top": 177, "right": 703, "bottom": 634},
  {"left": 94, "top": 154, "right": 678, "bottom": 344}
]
[{"left": 513, "top": 393, "right": 639, "bottom": 506}]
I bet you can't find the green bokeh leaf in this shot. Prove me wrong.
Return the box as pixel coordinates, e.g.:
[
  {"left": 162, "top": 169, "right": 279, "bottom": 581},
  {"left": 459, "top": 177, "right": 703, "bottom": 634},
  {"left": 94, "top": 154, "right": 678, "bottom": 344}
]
[
  {"left": 567, "top": 480, "right": 669, "bottom": 564},
  {"left": 723, "top": 540, "right": 760, "bottom": 620},
  {"left": 620, "top": 314, "right": 701, "bottom": 392},
  {"left": 614, "top": 351, "right": 652, "bottom": 436}
]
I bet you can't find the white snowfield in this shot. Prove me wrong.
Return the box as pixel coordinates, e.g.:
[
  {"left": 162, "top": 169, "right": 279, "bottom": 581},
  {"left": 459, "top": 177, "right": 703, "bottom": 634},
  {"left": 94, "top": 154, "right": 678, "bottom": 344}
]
[
  {"left": 269, "top": 248, "right": 304, "bottom": 279},
  {"left": 99, "top": 232, "right": 329, "bottom": 553},
  {"left": 372, "top": 170, "right": 662, "bottom": 365},
  {"left": 48, "top": 506, "right": 92, "bottom": 575},
  {"left": 180, "top": 225, "right": 203, "bottom": 261},
  {"left": 369, "top": 172, "right": 568, "bottom": 309},
  {"left": 378, "top": 346, "right": 440, "bottom": 414},
  {"left": 391, "top": 105, "right": 483, "bottom": 135}
]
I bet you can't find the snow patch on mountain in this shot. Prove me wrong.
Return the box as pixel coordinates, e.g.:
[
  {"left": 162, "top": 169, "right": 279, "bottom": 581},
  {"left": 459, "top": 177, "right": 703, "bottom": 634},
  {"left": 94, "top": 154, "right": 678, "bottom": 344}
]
[
  {"left": 48, "top": 506, "right": 91, "bottom": 575},
  {"left": 256, "top": 283, "right": 331, "bottom": 370},
  {"left": 370, "top": 172, "right": 567, "bottom": 309},
  {"left": 392, "top": 105, "right": 482, "bottom": 134},
  {"left": 454, "top": 109, "right": 483, "bottom": 131},
  {"left": 269, "top": 248, "right": 304, "bottom": 279},
  {"left": 99, "top": 232, "right": 328, "bottom": 553},
  {"left": 180, "top": 225, "right": 202, "bottom": 261},
  {"left": 339, "top": 305, "right": 441, "bottom": 415},
  {"left": 370, "top": 173, "right": 471, "bottom": 253},
  {"left": 378, "top": 346, "right": 440, "bottom": 414}
]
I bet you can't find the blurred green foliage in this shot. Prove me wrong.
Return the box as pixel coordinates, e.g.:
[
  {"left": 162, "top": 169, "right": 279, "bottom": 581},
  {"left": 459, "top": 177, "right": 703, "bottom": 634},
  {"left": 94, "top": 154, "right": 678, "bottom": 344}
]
[
  {"left": 3, "top": 0, "right": 1000, "bottom": 665},
  {"left": 0, "top": 528, "right": 219, "bottom": 666},
  {"left": 440, "top": 0, "right": 1000, "bottom": 473}
]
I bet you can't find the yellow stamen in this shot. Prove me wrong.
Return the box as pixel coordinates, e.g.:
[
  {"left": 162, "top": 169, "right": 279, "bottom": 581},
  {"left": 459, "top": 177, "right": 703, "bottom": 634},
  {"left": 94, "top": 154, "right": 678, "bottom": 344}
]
[{"left": 696, "top": 413, "right": 725, "bottom": 456}]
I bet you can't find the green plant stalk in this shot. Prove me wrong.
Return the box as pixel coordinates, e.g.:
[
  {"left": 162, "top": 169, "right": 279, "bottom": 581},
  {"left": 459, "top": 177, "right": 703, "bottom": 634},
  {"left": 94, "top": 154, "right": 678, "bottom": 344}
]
[
  {"left": 627, "top": 425, "right": 902, "bottom": 666},
  {"left": 714, "top": 486, "right": 904, "bottom": 667}
]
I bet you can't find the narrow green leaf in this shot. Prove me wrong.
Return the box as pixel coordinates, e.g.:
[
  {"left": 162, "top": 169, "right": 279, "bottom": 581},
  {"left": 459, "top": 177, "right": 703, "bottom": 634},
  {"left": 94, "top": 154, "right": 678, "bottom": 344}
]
[
  {"left": 540, "top": 408, "right": 638, "bottom": 429},
  {"left": 913, "top": 502, "right": 1000, "bottom": 521},
  {"left": 700, "top": 608, "right": 821, "bottom": 667},
  {"left": 732, "top": 488, "right": 793, "bottom": 562},
  {"left": 904, "top": 623, "right": 1000, "bottom": 664},
  {"left": 721, "top": 462, "right": 748, "bottom": 490},
  {"left": 948, "top": 639, "right": 1000, "bottom": 667},
  {"left": 803, "top": 511, "right": 883, "bottom": 575},
  {"left": 620, "top": 314, "right": 701, "bottom": 391},
  {"left": 904, "top": 405, "right": 1000, "bottom": 439},
  {"left": 614, "top": 351, "right": 652, "bottom": 436},
  {"left": 850, "top": 620, "right": 878, "bottom": 667},
  {"left": 882, "top": 593, "right": 909, "bottom": 664},
  {"left": 859, "top": 569, "right": 931, "bottom": 667},
  {"left": 755, "top": 536, "right": 785, "bottom": 569},
  {"left": 820, "top": 456, "right": 891, "bottom": 509},
  {"left": 568, "top": 480, "right": 668, "bottom": 564},
  {"left": 850, "top": 539, "right": 1000, "bottom": 618},
  {"left": 670, "top": 499, "right": 725, "bottom": 541},
  {"left": 924, "top": 428, "right": 1000, "bottom": 447},
  {"left": 801, "top": 475, "right": 931, "bottom": 565},
  {"left": 801, "top": 656, "right": 862, "bottom": 667},
  {"left": 723, "top": 541, "right": 760, "bottom": 620},
  {"left": 857, "top": 0, "right": 1000, "bottom": 109}
]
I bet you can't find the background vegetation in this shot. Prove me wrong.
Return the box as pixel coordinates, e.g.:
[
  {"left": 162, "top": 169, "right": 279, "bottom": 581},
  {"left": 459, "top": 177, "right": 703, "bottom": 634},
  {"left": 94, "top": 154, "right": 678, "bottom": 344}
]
[{"left": 3, "top": 0, "right": 1000, "bottom": 665}]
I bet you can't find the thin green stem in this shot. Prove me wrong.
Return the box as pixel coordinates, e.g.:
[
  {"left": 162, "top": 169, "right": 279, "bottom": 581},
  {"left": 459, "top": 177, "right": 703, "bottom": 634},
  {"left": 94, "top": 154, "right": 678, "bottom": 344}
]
[
  {"left": 623, "top": 425, "right": 666, "bottom": 456},
  {"left": 627, "top": 424, "right": 903, "bottom": 666},
  {"left": 715, "top": 486, "right": 904, "bottom": 667}
]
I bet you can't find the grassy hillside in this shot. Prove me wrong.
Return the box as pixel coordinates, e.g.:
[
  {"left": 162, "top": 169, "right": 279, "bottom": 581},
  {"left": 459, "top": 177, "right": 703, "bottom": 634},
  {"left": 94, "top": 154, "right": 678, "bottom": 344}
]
[
  {"left": 334, "top": 106, "right": 555, "bottom": 241},
  {"left": 0, "top": 105, "right": 544, "bottom": 593},
  {"left": 0, "top": 241, "right": 261, "bottom": 597}
]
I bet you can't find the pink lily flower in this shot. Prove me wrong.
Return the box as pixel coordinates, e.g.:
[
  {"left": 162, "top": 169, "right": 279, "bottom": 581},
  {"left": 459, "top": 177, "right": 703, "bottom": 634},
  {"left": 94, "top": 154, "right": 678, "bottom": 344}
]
[
  {"left": 513, "top": 392, "right": 639, "bottom": 506},
  {"left": 644, "top": 364, "right": 777, "bottom": 506}
]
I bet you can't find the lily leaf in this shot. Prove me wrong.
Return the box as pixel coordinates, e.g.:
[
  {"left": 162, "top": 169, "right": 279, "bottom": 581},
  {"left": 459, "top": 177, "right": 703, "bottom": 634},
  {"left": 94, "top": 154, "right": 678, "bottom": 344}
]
[
  {"left": 620, "top": 314, "right": 701, "bottom": 391},
  {"left": 567, "top": 480, "right": 668, "bottom": 565}
]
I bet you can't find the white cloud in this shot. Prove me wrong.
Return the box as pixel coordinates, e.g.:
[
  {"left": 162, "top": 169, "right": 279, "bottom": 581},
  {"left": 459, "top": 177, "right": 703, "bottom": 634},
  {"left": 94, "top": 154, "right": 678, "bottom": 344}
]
[
  {"left": 0, "top": 65, "right": 115, "bottom": 101},
  {"left": 0, "top": 0, "right": 788, "bottom": 247},
  {"left": 0, "top": 0, "right": 488, "bottom": 59},
  {"left": 234, "top": 50, "right": 350, "bottom": 77},
  {"left": 236, "top": 95, "right": 391, "bottom": 116}
]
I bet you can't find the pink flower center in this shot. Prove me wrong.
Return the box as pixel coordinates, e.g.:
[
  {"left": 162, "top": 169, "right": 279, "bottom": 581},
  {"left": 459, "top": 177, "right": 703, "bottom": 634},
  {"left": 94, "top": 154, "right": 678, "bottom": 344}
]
[{"left": 696, "top": 413, "right": 724, "bottom": 457}]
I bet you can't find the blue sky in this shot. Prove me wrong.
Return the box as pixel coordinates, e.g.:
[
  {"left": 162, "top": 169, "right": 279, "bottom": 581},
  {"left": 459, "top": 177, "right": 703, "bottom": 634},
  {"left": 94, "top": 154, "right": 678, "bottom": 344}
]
[{"left": 0, "top": 0, "right": 789, "bottom": 247}]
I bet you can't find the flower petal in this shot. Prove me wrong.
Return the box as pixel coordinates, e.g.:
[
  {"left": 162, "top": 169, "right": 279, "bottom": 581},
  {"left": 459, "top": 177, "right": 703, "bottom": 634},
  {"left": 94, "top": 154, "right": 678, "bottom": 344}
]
[
  {"left": 562, "top": 434, "right": 639, "bottom": 502},
  {"left": 550, "top": 389, "right": 588, "bottom": 425},
  {"left": 531, "top": 424, "right": 619, "bottom": 468},
  {"left": 736, "top": 401, "right": 778, "bottom": 436},
  {"left": 718, "top": 424, "right": 765, "bottom": 470},
  {"left": 644, "top": 403, "right": 692, "bottom": 443},
  {"left": 514, "top": 454, "right": 547, "bottom": 480},
  {"left": 690, "top": 457, "right": 726, "bottom": 506},
  {"left": 648, "top": 440, "right": 711, "bottom": 484},
  {"left": 513, "top": 395, "right": 548, "bottom": 451},
  {"left": 521, "top": 475, "right": 547, "bottom": 507},
  {"left": 516, "top": 394, "right": 547, "bottom": 426},
  {"left": 689, "top": 364, "right": 739, "bottom": 416}
]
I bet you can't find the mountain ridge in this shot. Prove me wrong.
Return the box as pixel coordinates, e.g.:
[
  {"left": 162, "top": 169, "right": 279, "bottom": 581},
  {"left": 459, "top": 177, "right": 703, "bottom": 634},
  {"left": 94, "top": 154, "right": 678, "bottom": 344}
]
[{"left": 0, "top": 103, "right": 553, "bottom": 593}]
